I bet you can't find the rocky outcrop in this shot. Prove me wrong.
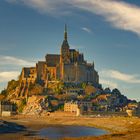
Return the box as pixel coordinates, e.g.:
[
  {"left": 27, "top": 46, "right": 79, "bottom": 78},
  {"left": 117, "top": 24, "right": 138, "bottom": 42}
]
[
  {"left": 126, "top": 109, "right": 134, "bottom": 117},
  {"left": 23, "top": 95, "right": 48, "bottom": 115}
]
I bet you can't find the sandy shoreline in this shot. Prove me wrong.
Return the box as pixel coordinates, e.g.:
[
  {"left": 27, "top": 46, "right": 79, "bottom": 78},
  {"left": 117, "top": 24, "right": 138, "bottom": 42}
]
[{"left": 0, "top": 115, "right": 140, "bottom": 140}]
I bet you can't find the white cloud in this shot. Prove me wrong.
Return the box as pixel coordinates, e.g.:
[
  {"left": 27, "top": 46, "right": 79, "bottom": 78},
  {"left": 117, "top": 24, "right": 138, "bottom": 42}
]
[
  {"left": 100, "top": 79, "right": 118, "bottom": 89},
  {"left": 6, "top": 0, "right": 140, "bottom": 36},
  {"left": 100, "top": 69, "right": 140, "bottom": 84},
  {"left": 82, "top": 27, "right": 92, "bottom": 33},
  {"left": 0, "top": 71, "right": 20, "bottom": 82},
  {"left": 0, "top": 55, "right": 35, "bottom": 66},
  {"left": 74, "top": 0, "right": 140, "bottom": 36}
]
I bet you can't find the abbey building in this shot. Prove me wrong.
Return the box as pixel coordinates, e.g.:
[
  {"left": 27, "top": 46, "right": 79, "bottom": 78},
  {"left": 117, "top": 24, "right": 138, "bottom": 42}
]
[{"left": 20, "top": 25, "right": 99, "bottom": 87}]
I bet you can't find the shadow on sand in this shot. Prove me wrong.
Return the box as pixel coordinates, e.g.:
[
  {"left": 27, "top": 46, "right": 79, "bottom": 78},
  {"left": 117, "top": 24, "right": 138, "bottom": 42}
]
[{"left": 0, "top": 120, "right": 26, "bottom": 134}]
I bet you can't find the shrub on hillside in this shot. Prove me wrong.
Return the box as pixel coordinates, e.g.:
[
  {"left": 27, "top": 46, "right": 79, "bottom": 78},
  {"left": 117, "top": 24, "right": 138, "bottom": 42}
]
[
  {"left": 18, "top": 98, "right": 27, "bottom": 113},
  {"left": 7, "top": 80, "right": 19, "bottom": 93},
  {"left": 29, "top": 84, "right": 43, "bottom": 95}
]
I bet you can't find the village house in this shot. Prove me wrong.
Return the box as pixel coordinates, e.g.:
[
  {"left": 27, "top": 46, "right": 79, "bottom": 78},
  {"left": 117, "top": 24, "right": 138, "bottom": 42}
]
[
  {"left": 0, "top": 101, "right": 16, "bottom": 117},
  {"left": 64, "top": 100, "right": 92, "bottom": 113}
]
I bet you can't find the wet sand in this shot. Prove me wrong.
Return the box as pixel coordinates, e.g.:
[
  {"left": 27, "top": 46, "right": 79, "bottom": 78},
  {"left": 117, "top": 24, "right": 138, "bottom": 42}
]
[{"left": 0, "top": 115, "right": 140, "bottom": 140}]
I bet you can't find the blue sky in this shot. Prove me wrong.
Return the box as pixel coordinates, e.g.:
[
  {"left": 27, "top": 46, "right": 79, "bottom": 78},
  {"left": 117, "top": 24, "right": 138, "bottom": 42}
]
[{"left": 0, "top": 0, "right": 140, "bottom": 101}]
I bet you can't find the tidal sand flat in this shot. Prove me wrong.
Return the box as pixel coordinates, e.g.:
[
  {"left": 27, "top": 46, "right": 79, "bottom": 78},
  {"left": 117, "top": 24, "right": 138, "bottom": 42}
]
[{"left": 0, "top": 115, "right": 140, "bottom": 140}]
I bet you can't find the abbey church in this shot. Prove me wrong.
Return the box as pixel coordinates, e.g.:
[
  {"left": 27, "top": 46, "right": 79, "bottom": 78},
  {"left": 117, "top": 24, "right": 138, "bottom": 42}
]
[{"left": 20, "top": 25, "right": 99, "bottom": 87}]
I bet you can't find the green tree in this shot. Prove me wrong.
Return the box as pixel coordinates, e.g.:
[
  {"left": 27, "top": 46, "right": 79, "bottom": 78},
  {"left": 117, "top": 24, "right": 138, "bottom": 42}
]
[
  {"left": 1, "top": 89, "right": 7, "bottom": 95},
  {"left": 81, "top": 82, "right": 86, "bottom": 89},
  {"left": 54, "top": 82, "right": 64, "bottom": 94},
  {"left": 7, "top": 80, "right": 19, "bottom": 93},
  {"left": 18, "top": 98, "right": 27, "bottom": 113}
]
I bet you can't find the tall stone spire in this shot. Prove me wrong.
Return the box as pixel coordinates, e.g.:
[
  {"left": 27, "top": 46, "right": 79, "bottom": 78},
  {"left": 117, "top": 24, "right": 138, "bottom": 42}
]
[
  {"left": 61, "top": 24, "right": 70, "bottom": 64},
  {"left": 64, "top": 24, "right": 67, "bottom": 41},
  {"left": 61, "top": 24, "right": 69, "bottom": 49}
]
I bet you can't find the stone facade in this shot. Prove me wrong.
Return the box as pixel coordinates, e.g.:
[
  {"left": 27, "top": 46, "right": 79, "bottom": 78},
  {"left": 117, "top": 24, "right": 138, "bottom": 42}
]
[
  {"left": 64, "top": 102, "right": 78, "bottom": 112},
  {"left": 64, "top": 101, "right": 93, "bottom": 113},
  {"left": 0, "top": 101, "right": 14, "bottom": 116},
  {"left": 20, "top": 67, "right": 37, "bottom": 86},
  {"left": 20, "top": 25, "right": 99, "bottom": 86}
]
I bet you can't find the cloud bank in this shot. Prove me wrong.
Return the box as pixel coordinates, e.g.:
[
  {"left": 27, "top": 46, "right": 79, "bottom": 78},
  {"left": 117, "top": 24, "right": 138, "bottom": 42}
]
[
  {"left": 99, "top": 79, "right": 118, "bottom": 89},
  {"left": 0, "top": 71, "right": 20, "bottom": 82},
  {"left": 0, "top": 55, "right": 35, "bottom": 66},
  {"left": 100, "top": 69, "right": 140, "bottom": 84},
  {"left": 0, "top": 55, "right": 34, "bottom": 90},
  {"left": 6, "top": 0, "right": 140, "bottom": 36}
]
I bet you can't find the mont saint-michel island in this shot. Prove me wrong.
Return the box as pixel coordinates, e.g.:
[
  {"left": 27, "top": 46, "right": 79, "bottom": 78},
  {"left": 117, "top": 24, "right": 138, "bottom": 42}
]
[{"left": 0, "top": 25, "right": 140, "bottom": 140}]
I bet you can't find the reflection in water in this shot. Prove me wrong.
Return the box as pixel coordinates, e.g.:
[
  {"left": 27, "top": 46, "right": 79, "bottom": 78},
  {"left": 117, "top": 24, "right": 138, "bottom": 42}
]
[{"left": 38, "top": 125, "right": 107, "bottom": 140}]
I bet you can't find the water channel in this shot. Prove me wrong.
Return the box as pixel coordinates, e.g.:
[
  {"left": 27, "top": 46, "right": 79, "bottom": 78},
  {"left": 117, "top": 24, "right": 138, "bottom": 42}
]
[{"left": 38, "top": 125, "right": 108, "bottom": 140}]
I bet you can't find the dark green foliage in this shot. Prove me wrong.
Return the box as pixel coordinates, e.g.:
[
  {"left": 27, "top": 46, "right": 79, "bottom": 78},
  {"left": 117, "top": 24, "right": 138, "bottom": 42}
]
[
  {"left": 81, "top": 82, "right": 87, "bottom": 89},
  {"left": 0, "top": 80, "right": 19, "bottom": 97},
  {"left": 28, "top": 83, "right": 43, "bottom": 95},
  {"left": 58, "top": 104, "right": 64, "bottom": 111},
  {"left": 112, "top": 88, "right": 121, "bottom": 95},
  {"left": 18, "top": 98, "right": 27, "bottom": 113},
  {"left": 53, "top": 82, "right": 64, "bottom": 94},
  {"left": 7, "top": 80, "right": 19, "bottom": 93},
  {"left": 1, "top": 89, "right": 7, "bottom": 95},
  {"left": 12, "top": 103, "right": 18, "bottom": 112}
]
